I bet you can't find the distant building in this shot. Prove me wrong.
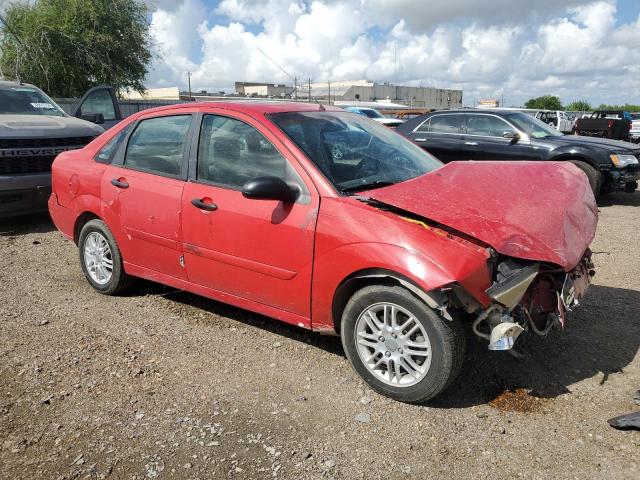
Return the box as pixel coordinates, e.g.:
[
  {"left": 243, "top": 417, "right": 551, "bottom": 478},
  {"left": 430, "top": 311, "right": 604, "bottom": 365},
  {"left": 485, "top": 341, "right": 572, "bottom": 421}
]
[
  {"left": 309, "top": 80, "right": 463, "bottom": 109},
  {"left": 234, "top": 82, "right": 294, "bottom": 97},
  {"left": 121, "top": 87, "right": 181, "bottom": 100},
  {"left": 478, "top": 99, "right": 500, "bottom": 108}
]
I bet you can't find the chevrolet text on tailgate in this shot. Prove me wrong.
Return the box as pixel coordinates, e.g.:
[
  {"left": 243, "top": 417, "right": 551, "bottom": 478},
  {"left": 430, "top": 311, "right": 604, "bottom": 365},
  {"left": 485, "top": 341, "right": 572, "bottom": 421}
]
[{"left": 48, "top": 101, "right": 598, "bottom": 403}]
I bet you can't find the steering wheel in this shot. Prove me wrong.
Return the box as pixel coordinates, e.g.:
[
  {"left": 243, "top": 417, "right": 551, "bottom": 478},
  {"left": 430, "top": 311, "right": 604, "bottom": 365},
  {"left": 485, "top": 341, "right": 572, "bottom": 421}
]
[{"left": 355, "top": 156, "right": 380, "bottom": 177}]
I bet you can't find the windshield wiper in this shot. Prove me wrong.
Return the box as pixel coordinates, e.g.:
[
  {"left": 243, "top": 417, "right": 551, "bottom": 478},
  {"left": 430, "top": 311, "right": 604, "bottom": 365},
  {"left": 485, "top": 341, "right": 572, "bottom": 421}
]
[{"left": 341, "top": 181, "right": 395, "bottom": 194}]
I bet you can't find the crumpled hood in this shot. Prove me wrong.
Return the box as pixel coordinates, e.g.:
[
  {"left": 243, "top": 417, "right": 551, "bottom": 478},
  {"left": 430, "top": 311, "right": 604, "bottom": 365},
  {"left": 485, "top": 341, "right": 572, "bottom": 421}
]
[
  {"left": 0, "top": 114, "right": 104, "bottom": 138},
  {"left": 365, "top": 161, "right": 598, "bottom": 271}
]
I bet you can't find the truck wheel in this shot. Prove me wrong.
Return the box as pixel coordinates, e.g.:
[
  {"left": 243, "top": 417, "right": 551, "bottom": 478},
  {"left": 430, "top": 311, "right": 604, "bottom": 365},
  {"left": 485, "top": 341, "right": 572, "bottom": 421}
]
[
  {"left": 78, "top": 219, "right": 132, "bottom": 295},
  {"left": 569, "top": 160, "right": 603, "bottom": 196},
  {"left": 341, "top": 285, "right": 465, "bottom": 404}
]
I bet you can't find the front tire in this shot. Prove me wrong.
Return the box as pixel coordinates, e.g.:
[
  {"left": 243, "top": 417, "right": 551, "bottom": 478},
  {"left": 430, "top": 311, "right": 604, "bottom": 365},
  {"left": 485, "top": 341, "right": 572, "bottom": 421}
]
[
  {"left": 341, "top": 285, "right": 465, "bottom": 403},
  {"left": 78, "top": 219, "right": 132, "bottom": 295}
]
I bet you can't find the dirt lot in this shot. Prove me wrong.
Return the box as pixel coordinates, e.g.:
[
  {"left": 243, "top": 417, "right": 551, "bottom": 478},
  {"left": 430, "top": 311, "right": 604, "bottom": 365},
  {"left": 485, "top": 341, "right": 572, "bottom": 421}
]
[{"left": 1, "top": 194, "right": 639, "bottom": 480}]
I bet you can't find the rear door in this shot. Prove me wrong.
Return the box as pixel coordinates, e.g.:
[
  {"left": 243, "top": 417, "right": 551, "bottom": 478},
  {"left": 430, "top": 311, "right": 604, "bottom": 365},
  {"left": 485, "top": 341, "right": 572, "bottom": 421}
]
[
  {"left": 73, "top": 86, "right": 122, "bottom": 130},
  {"left": 101, "top": 113, "right": 196, "bottom": 279},
  {"left": 406, "top": 113, "right": 467, "bottom": 162},
  {"left": 464, "top": 113, "right": 536, "bottom": 160},
  {"left": 181, "top": 112, "right": 318, "bottom": 321}
]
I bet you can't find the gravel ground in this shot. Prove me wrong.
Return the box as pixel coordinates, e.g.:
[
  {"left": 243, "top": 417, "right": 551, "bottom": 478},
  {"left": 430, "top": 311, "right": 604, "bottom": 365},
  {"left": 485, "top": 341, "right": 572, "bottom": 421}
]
[{"left": 1, "top": 193, "right": 639, "bottom": 480}]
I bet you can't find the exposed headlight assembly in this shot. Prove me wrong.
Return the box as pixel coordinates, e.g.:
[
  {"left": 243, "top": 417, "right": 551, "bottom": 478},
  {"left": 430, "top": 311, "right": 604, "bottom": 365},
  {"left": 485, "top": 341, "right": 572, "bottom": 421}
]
[{"left": 610, "top": 154, "right": 639, "bottom": 168}]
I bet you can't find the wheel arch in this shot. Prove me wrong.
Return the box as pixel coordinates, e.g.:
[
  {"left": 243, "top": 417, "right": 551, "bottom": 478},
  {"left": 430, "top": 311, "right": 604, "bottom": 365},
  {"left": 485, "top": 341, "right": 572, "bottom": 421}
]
[
  {"left": 550, "top": 153, "right": 600, "bottom": 170},
  {"left": 331, "top": 268, "right": 451, "bottom": 335},
  {"left": 73, "top": 211, "right": 102, "bottom": 244}
]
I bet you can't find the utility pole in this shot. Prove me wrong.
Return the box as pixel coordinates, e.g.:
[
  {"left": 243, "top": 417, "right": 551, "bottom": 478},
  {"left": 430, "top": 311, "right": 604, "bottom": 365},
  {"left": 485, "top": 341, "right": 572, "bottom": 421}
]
[
  {"left": 328, "top": 80, "right": 331, "bottom": 105},
  {"left": 308, "top": 78, "right": 311, "bottom": 103},
  {"left": 187, "top": 71, "right": 192, "bottom": 100},
  {"left": 294, "top": 77, "right": 297, "bottom": 102}
]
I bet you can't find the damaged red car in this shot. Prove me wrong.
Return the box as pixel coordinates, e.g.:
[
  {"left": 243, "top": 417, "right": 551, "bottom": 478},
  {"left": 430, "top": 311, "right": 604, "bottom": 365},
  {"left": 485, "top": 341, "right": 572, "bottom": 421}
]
[{"left": 48, "top": 102, "right": 598, "bottom": 403}]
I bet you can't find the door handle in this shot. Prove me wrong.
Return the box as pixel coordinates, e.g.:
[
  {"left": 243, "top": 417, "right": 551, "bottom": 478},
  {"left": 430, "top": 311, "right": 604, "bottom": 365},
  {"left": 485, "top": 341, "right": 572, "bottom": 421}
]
[
  {"left": 414, "top": 138, "right": 427, "bottom": 142},
  {"left": 464, "top": 141, "right": 479, "bottom": 146},
  {"left": 191, "top": 198, "right": 218, "bottom": 211},
  {"left": 111, "top": 178, "right": 129, "bottom": 189}
]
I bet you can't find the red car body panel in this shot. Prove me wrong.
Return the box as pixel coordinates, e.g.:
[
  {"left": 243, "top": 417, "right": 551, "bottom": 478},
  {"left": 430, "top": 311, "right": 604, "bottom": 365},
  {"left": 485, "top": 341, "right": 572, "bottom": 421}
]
[
  {"left": 366, "top": 161, "right": 598, "bottom": 272},
  {"left": 48, "top": 101, "right": 597, "bottom": 336}
]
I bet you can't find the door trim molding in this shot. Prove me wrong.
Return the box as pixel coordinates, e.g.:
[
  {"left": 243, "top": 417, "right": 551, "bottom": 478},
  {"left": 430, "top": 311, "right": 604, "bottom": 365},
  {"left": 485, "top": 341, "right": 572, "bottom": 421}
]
[{"left": 183, "top": 243, "right": 297, "bottom": 280}]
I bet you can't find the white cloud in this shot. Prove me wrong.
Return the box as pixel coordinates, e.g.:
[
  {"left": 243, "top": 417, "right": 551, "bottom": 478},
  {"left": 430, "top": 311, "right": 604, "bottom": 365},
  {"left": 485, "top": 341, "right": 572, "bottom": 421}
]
[{"left": 147, "top": 0, "right": 640, "bottom": 105}]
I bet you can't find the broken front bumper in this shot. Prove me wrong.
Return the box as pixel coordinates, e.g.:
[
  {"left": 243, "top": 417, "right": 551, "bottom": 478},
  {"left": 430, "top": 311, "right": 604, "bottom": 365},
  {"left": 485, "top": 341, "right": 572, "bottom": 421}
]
[{"left": 473, "top": 252, "right": 595, "bottom": 350}]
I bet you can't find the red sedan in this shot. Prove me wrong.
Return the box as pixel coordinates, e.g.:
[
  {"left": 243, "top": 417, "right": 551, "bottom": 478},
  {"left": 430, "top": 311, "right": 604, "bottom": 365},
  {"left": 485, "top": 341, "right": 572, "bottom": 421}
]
[{"left": 48, "top": 101, "right": 598, "bottom": 403}]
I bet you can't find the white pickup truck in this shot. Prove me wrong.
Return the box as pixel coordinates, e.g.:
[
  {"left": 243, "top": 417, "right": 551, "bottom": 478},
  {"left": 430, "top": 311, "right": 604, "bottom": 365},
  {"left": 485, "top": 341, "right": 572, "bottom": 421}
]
[
  {"left": 535, "top": 110, "right": 574, "bottom": 134},
  {"left": 630, "top": 113, "right": 640, "bottom": 143}
]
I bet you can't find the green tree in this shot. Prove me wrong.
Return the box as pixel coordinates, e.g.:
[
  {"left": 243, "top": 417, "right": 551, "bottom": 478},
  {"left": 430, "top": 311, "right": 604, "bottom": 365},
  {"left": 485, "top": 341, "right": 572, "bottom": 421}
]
[
  {"left": 0, "top": 0, "right": 153, "bottom": 97},
  {"left": 565, "top": 100, "right": 592, "bottom": 112},
  {"left": 524, "top": 95, "right": 563, "bottom": 110},
  {"left": 596, "top": 103, "right": 640, "bottom": 112}
]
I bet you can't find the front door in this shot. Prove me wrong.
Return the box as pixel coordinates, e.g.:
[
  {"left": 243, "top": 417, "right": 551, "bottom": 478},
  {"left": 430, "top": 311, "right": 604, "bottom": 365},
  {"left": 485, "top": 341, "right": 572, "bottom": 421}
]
[
  {"left": 464, "top": 113, "right": 536, "bottom": 161},
  {"left": 73, "top": 86, "right": 123, "bottom": 130},
  {"left": 181, "top": 113, "right": 318, "bottom": 320},
  {"left": 102, "top": 113, "right": 195, "bottom": 279}
]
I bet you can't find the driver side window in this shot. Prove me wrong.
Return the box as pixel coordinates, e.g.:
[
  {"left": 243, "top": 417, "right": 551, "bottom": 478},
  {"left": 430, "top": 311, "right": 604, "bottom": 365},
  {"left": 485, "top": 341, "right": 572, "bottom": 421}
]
[{"left": 197, "top": 114, "right": 309, "bottom": 199}]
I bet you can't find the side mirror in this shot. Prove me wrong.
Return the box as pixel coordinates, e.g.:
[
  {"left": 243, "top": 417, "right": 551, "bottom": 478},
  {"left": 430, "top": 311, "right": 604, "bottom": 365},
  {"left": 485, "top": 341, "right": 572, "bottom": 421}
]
[
  {"left": 80, "top": 113, "right": 105, "bottom": 124},
  {"left": 242, "top": 176, "right": 300, "bottom": 203},
  {"left": 503, "top": 131, "right": 520, "bottom": 140}
]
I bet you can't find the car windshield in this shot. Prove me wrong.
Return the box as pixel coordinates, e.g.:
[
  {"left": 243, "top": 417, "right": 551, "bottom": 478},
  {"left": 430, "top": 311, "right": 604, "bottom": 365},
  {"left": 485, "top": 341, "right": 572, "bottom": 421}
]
[
  {"left": 505, "top": 112, "right": 564, "bottom": 138},
  {"left": 631, "top": 113, "right": 640, "bottom": 120},
  {"left": 269, "top": 111, "right": 442, "bottom": 192},
  {"left": 0, "top": 86, "right": 66, "bottom": 117}
]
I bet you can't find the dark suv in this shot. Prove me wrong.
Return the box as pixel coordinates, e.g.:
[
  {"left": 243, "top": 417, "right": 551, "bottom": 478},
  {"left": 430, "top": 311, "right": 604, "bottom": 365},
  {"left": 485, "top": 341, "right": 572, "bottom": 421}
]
[
  {"left": 396, "top": 109, "right": 640, "bottom": 195},
  {"left": 0, "top": 82, "right": 121, "bottom": 218}
]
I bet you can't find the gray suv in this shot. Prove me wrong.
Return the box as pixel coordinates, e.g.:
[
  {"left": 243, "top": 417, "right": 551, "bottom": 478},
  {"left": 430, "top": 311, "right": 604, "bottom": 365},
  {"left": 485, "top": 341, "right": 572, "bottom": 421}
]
[{"left": 0, "top": 81, "right": 121, "bottom": 218}]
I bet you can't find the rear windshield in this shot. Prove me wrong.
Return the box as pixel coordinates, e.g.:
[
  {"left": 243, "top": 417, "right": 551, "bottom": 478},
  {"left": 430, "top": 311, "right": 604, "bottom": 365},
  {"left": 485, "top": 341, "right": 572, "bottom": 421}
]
[
  {"left": 0, "top": 86, "right": 66, "bottom": 116},
  {"left": 361, "top": 109, "right": 383, "bottom": 119}
]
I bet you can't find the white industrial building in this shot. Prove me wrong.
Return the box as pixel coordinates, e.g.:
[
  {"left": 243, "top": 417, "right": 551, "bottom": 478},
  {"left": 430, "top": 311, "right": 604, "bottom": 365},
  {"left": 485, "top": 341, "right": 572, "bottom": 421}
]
[{"left": 309, "top": 80, "right": 463, "bottom": 109}]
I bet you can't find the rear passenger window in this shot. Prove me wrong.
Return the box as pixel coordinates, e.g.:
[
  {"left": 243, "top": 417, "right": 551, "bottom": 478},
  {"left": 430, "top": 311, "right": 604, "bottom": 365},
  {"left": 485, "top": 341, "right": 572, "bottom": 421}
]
[
  {"left": 124, "top": 115, "right": 191, "bottom": 176},
  {"left": 417, "top": 115, "right": 462, "bottom": 134},
  {"left": 197, "top": 115, "right": 308, "bottom": 196},
  {"left": 95, "top": 124, "right": 132, "bottom": 164},
  {"left": 466, "top": 115, "right": 516, "bottom": 137}
]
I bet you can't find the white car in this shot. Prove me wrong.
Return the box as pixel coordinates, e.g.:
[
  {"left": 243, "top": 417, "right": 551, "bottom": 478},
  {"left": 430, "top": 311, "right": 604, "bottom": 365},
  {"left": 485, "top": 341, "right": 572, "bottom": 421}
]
[
  {"left": 344, "top": 107, "right": 405, "bottom": 128},
  {"left": 535, "top": 110, "right": 574, "bottom": 134}
]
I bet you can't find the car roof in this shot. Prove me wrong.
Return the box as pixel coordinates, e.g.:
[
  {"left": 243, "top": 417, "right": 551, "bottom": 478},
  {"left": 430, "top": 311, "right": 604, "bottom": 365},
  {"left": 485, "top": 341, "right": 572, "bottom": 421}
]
[
  {"left": 428, "top": 109, "right": 514, "bottom": 115},
  {"left": 136, "top": 100, "right": 343, "bottom": 117},
  {"left": 0, "top": 80, "right": 38, "bottom": 89}
]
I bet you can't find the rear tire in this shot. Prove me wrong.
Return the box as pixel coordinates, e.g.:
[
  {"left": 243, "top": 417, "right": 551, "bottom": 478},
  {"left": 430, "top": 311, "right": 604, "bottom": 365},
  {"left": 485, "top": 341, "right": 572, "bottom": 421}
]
[
  {"left": 78, "top": 219, "right": 132, "bottom": 295},
  {"left": 341, "top": 285, "right": 465, "bottom": 404},
  {"left": 569, "top": 160, "right": 602, "bottom": 197}
]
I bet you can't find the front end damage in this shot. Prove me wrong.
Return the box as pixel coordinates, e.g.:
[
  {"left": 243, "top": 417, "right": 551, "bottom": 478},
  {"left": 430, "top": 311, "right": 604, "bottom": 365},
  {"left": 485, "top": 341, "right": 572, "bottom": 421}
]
[{"left": 460, "top": 252, "right": 595, "bottom": 352}]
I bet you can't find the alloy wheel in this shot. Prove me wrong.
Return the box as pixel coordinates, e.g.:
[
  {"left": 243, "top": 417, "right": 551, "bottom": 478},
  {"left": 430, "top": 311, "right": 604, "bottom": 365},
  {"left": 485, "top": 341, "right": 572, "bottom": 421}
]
[
  {"left": 83, "top": 231, "right": 113, "bottom": 285},
  {"left": 355, "top": 302, "right": 432, "bottom": 387}
]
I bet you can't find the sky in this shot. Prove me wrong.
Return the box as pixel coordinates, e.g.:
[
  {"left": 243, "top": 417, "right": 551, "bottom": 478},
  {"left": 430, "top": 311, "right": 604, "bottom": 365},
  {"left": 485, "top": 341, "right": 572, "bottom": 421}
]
[{"left": 4, "top": 0, "right": 639, "bottom": 105}]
